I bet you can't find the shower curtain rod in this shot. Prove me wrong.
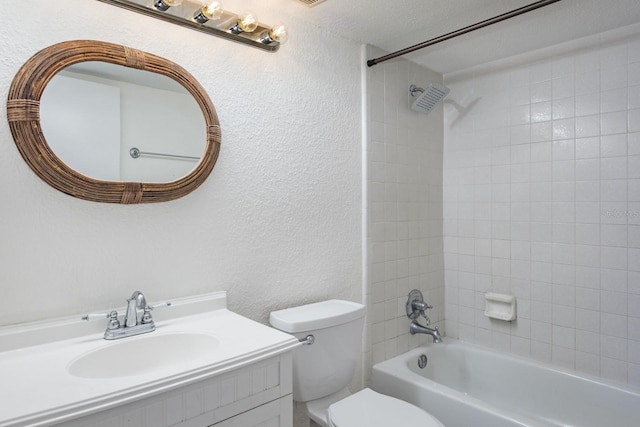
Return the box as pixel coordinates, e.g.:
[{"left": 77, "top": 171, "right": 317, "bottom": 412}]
[{"left": 366, "top": 0, "right": 563, "bottom": 67}]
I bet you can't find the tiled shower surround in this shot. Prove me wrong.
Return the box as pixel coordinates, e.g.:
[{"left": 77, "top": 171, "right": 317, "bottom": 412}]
[
  {"left": 443, "top": 25, "right": 640, "bottom": 386},
  {"left": 364, "top": 46, "right": 445, "bottom": 383}
]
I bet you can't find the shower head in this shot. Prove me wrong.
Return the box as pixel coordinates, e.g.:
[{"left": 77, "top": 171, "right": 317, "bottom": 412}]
[{"left": 409, "top": 83, "right": 450, "bottom": 114}]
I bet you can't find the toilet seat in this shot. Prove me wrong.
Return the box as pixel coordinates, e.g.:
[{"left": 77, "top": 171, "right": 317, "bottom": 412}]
[{"left": 327, "top": 388, "right": 444, "bottom": 427}]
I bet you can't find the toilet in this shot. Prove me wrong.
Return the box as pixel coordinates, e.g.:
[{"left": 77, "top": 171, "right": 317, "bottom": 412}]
[{"left": 269, "top": 299, "right": 444, "bottom": 427}]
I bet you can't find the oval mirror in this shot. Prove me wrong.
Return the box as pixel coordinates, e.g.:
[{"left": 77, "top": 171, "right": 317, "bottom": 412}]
[
  {"left": 41, "top": 61, "right": 207, "bottom": 184},
  {"left": 7, "top": 40, "right": 221, "bottom": 204}
]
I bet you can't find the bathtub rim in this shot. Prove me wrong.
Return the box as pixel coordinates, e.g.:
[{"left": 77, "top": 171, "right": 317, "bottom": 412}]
[{"left": 373, "top": 338, "right": 640, "bottom": 397}]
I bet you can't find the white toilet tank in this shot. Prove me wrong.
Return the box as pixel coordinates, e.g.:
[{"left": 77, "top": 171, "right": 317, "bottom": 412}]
[{"left": 269, "top": 300, "right": 365, "bottom": 402}]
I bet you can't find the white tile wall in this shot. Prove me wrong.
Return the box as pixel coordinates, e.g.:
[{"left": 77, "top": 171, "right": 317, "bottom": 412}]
[
  {"left": 363, "top": 46, "right": 445, "bottom": 383},
  {"left": 443, "top": 27, "right": 640, "bottom": 386}
]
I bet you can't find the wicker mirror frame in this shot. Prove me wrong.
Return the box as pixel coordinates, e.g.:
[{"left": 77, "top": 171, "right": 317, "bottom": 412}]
[{"left": 7, "top": 40, "right": 221, "bottom": 204}]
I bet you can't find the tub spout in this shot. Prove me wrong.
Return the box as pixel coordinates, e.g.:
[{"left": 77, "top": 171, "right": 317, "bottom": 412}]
[{"left": 410, "top": 320, "right": 442, "bottom": 343}]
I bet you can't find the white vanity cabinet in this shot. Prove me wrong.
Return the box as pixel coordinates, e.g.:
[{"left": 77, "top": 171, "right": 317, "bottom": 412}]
[{"left": 60, "top": 353, "right": 293, "bottom": 427}]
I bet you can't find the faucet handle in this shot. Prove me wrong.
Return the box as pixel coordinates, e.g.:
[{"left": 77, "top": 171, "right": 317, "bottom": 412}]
[
  {"left": 82, "top": 310, "right": 121, "bottom": 329},
  {"left": 140, "top": 302, "right": 172, "bottom": 324},
  {"left": 148, "top": 302, "right": 172, "bottom": 310},
  {"left": 82, "top": 310, "right": 118, "bottom": 322},
  {"left": 106, "top": 311, "right": 120, "bottom": 330},
  {"left": 141, "top": 306, "right": 153, "bottom": 324},
  {"left": 81, "top": 312, "right": 110, "bottom": 321},
  {"left": 406, "top": 289, "right": 434, "bottom": 320},
  {"left": 413, "top": 301, "right": 433, "bottom": 311}
]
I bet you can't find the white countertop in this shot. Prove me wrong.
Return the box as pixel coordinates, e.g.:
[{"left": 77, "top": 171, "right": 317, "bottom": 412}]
[{"left": 0, "top": 292, "right": 299, "bottom": 427}]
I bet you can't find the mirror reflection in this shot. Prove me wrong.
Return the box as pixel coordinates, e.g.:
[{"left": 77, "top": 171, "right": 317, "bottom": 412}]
[{"left": 40, "top": 62, "right": 206, "bottom": 183}]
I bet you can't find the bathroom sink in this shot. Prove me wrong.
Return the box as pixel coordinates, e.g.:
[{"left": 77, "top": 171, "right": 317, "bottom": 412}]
[
  {"left": 0, "top": 292, "right": 300, "bottom": 427},
  {"left": 68, "top": 332, "right": 219, "bottom": 378}
]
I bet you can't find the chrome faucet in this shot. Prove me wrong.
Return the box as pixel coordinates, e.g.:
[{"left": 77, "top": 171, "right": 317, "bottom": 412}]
[
  {"left": 410, "top": 320, "right": 442, "bottom": 343},
  {"left": 406, "top": 289, "right": 442, "bottom": 343},
  {"left": 82, "top": 291, "right": 171, "bottom": 340},
  {"left": 125, "top": 291, "right": 148, "bottom": 327}
]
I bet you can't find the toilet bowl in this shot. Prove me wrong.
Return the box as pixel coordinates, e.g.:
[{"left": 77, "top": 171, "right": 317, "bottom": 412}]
[{"left": 269, "top": 300, "right": 445, "bottom": 427}]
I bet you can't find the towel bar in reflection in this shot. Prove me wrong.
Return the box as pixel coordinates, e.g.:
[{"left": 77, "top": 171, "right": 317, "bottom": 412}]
[{"left": 129, "top": 147, "right": 199, "bottom": 161}]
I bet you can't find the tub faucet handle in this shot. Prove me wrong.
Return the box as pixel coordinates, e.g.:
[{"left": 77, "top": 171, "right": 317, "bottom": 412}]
[
  {"left": 406, "top": 289, "right": 434, "bottom": 320},
  {"left": 413, "top": 301, "right": 432, "bottom": 311},
  {"left": 412, "top": 299, "right": 433, "bottom": 324}
]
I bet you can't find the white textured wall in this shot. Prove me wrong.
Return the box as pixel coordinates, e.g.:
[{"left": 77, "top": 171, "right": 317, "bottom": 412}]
[
  {"left": 443, "top": 24, "right": 640, "bottom": 386},
  {"left": 0, "top": 0, "right": 362, "bottom": 329},
  {"left": 363, "top": 45, "right": 445, "bottom": 384}
]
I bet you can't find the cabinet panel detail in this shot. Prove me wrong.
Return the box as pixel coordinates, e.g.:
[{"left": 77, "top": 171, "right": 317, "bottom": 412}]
[{"left": 58, "top": 353, "right": 293, "bottom": 427}]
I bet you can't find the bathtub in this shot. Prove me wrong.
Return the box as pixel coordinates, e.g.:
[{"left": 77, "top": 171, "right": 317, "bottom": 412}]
[{"left": 372, "top": 339, "right": 640, "bottom": 427}]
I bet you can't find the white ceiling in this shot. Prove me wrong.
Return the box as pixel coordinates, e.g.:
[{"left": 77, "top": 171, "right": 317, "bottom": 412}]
[{"left": 287, "top": 0, "right": 640, "bottom": 74}]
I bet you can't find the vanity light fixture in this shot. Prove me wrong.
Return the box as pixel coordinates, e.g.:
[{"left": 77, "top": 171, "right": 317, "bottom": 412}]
[
  {"left": 97, "top": 0, "right": 287, "bottom": 52},
  {"left": 193, "top": 0, "right": 224, "bottom": 24}
]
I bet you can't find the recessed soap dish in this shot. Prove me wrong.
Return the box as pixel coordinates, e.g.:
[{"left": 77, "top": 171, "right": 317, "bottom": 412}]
[{"left": 484, "top": 293, "right": 516, "bottom": 321}]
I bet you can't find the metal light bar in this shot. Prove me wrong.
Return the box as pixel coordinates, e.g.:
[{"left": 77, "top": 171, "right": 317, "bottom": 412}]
[
  {"left": 97, "top": 0, "right": 281, "bottom": 52},
  {"left": 367, "top": 0, "right": 563, "bottom": 67}
]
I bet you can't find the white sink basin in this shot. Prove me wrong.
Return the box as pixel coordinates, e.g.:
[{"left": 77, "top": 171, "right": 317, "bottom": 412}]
[{"left": 68, "top": 332, "right": 219, "bottom": 378}]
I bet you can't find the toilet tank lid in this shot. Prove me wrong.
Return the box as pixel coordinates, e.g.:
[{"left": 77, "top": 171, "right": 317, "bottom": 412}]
[{"left": 270, "top": 299, "right": 365, "bottom": 333}]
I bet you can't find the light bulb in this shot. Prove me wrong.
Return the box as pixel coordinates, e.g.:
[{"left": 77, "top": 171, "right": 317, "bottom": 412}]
[
  {"left": 239, "top": 11, "right": 259, "bottom": 32},
  {"left": 194, "top": 0, "right": 224, "bottom": 23},
  {"left": 229, "top": 11, "right": 258, "bottom": 34},
  {"left": 153, "top": 0, "right": 183, "bottom": 11},
  {"left": 260, "top": 23, "right": 288, "bottom": 45}
]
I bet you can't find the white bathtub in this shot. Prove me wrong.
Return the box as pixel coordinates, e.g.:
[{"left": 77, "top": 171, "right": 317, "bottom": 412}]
[{"left": 372, "top": 340, "right": 640, "bottom": 427}]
